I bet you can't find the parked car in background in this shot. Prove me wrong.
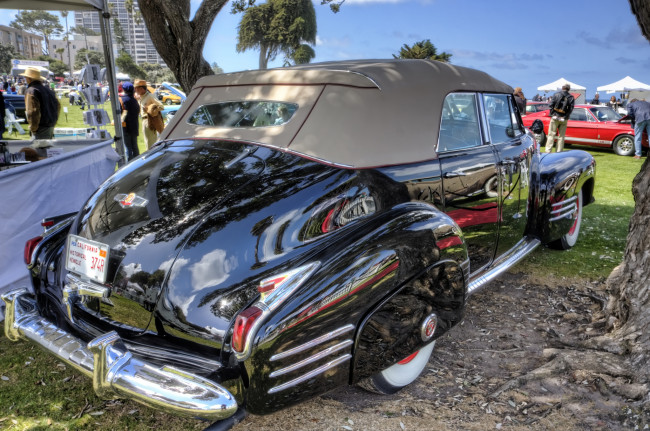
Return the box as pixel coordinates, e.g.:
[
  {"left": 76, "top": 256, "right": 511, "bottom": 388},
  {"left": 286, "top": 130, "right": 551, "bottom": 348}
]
[
  {"left": 525, "top": 101, "right": 550, "bottom": 115},
  {"left": 3, "top": 60, "right": 596, "bottom": 430},
  {"left": 3, "top": 92, "right": 25, "bottom": 119},
  {"left": 155, "top": 88, "right": 182, "bottom": 105},
  {"left": 522, "top": 104, "right": 648, "bottom": 156},
  {"left": 55, "top": 85, "right": 75, "bottom": 98}
]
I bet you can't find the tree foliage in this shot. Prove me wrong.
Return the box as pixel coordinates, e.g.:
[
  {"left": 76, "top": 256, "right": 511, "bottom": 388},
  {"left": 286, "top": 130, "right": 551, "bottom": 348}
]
[
  {"left": 112, "top": 19, "right": 128, "bottom": 52},
  {"left": 211, "top": 62, "right": 224, "bottom": 74},
  {"left": 0, "top": 44, "right": 21, "bottom": 74},
  {"left": 237, "top": 0, "right": 317, "bottom": 69},
  {"left": 69, "top": 26, "right": 100, "bottom": 37},
  {"left": 137, "top": 0, "right": 339, "bottom": 92},
  {"left": 116, "top": 50, "right": 146, "bottom": 80},
  {"left": 140, "top": 62, "right": 177, "bottom": 83},
  {"left": 9, "top": 10, "right": 63, "bottom": 56},
  {"left": 74, "top": 48, "right": 105, "bottom": 69},
  {"left": 393, "top": 39, "right": 452, "bottom": 63},
  {"left": 287, "top": 44, "right": 315, "bottom": 66}
]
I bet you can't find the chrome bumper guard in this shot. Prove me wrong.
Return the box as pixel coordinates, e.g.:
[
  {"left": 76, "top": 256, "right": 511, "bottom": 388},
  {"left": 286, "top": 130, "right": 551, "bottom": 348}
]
[{"left": 2, "top": 288, "right": 238, "bottom": 421}]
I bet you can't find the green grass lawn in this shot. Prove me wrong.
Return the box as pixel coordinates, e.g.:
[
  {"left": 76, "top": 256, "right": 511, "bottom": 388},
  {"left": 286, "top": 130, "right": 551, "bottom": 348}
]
[
  {"left": 513, "top": 146, "right": 640, "bottom": 280},
  {"left": 0, "top": 139, "right": 644, "bottom": 429},
  {"left": 4, "top": 96, "right": 147, "bottom": 156}
]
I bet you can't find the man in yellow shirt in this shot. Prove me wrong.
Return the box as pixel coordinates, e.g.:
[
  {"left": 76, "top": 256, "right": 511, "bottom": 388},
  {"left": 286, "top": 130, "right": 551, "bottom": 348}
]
[{"left": 134, "top": 79, "right": 164, "bottom": 149}]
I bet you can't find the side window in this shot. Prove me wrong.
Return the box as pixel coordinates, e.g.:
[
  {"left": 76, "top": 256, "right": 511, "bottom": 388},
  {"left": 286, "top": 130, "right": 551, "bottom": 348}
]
[
  {"left": 483, "top": 94, "right": 522, "bottom": 143},
  {"left": 438, "top": 93, "right": 481, "bottom": 152},
  {"left": 569, "top": 108, "right": 590, "bottom": 122}
]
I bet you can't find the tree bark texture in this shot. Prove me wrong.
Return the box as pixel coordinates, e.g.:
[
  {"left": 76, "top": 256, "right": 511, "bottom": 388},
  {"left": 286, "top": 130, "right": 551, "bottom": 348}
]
[
  {"left": 604, "top": 157, "right": 650, "bottom": 374},
  {"left": 137, "top": 0, "right": 227, "bottom": 92}
]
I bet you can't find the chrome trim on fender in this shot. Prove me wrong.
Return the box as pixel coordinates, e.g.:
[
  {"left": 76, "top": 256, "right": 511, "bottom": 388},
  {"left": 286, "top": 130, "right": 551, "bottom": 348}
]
[
  {"left": 550, "top": 195, "right": 578, "bottom": 222},
  {"left": 467, "top": 237, "right": 540, "bottom": 296},
  {"left": 1, "top": 288, "right": 238, "bottom": 421},
  {"left": 270, "top": 324, "right": 354, "bottom": 361},
  {"left": 269, "top": 339, "right": 353, "bottom": 378},
  {"left": 267, "top": 354, "right": 352, "bottom": 394}
]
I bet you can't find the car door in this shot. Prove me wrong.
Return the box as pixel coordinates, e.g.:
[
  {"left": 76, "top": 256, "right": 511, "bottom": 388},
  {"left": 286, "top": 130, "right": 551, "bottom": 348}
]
[
  {"left": 438, "top": 92, "right": 500, "bottom": 273},
  {"left": 482, "top": 94, "right": 533, "bottom": 258},
  {"left": 565, "top": 107, "right": 599, "bottom": 145}
]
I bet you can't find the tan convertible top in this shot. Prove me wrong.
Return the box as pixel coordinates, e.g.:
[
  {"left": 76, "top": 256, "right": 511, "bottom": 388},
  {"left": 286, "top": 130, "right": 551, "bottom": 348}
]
[{"left": 162, "top": 59, "right": 513, "bottom": 168}]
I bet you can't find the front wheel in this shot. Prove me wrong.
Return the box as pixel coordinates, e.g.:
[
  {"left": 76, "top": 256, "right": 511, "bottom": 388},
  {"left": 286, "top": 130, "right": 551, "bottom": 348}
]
[
  {"left": 357, "top": 341, "right": 435, "bottom": 395},
  {"left": 534, "top": 131, "right": 547, "bottom": 146},
  {"left": 613, "top": 134, "right": 635, "bottom": 156},
  {"left": 550, "top": 189, "right": 583, "bottom": 250},
  {"left": 165, "top": 99, "right": 173, "bottom": 105}
]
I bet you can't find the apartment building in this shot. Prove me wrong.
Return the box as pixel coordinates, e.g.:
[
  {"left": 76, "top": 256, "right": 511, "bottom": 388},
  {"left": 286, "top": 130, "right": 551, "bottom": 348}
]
[
  {"left": 0, "top": 25, "right": 44, "bottom": 59},
  {"left": 75, "top": 0, "right": 164, "bottom": 65},
  {"left": 49, "top": 35, "right": 103, "bottom": 69}
]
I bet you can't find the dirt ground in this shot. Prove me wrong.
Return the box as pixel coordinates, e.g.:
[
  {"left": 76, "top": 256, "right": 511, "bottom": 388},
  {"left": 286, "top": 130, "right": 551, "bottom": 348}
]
[{"left": 233, "top": 272, "right": 649, "bottom": 431}]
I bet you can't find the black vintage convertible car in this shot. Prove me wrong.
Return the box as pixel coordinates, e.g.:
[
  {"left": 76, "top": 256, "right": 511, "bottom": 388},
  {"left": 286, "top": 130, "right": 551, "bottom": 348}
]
[{"left": 2, "top": 60, "right": 595, "bottom": 429}]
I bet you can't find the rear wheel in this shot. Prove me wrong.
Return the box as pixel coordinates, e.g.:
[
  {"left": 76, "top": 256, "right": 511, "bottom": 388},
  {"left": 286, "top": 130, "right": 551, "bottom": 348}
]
[
  {"left": 613, "top": 134, "right": 635, "bottom": 156},
  {"left": 165, "top": 99, "right": 173, "bottom": 105},
  {"left": 550, "top": 189, "right": 582, "bottom": 250},
  {"left": 357, "top": 342, "right": 435, "bottom": 395}
]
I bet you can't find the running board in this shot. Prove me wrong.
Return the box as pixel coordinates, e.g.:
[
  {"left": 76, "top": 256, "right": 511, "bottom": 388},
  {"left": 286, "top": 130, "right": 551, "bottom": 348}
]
[{"left": 467, "top": 237, "right": 540, "bottom": 296}]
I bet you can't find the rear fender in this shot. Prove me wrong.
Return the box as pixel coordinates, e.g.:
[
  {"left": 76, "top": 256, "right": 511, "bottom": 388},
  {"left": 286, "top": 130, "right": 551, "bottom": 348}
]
[
  {"left": 351, "top": 258, "right": 465, "bottom": 384},
  {"left": 241, "top": 202, "right": 467, "bottom": 414},
  {"left": 530, "top": 150, "right": 595, "bottom": 244}
]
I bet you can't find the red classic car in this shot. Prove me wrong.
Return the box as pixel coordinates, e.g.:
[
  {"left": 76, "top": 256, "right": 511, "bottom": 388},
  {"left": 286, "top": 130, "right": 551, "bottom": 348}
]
[{"left": 522, "top": 104, "right": 648, "bottom": 156}]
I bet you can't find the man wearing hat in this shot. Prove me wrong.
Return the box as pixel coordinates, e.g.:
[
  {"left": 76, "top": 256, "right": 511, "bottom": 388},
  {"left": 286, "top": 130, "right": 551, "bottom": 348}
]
[
  {"left": 120, "top": 82, "right": 140, "bottom": 160},
  {"left": 21, "top": 66, "right": 60, "bottom": 139},
  {"left": 134, "top": 79, "right": 164, "bottom": 149}
]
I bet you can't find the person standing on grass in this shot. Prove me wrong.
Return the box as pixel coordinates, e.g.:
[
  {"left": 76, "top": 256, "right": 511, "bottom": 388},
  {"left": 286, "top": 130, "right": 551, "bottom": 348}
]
[
  {"left": 545, "top": 84, "right": 574, "bottom": 153},
  {"left": 119, "top": 82, "right": 140, "bottom": 160},
  {"left": 134, "top": 79, "right": 164, "bottom": 150},
  {"left": 21, "top": 67, "right": 60, "bottom": 140},
  {"left": 627, "top": 98, "right": 650, "bottom": 159}
]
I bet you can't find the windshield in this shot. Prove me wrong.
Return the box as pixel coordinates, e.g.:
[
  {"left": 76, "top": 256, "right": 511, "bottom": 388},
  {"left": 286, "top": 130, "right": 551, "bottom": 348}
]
[{"left": 589, "top": 106, "right": 622, "bottom": 122}]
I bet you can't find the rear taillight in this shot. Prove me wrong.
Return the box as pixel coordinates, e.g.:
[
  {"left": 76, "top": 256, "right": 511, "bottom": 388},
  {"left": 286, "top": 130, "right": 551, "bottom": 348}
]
[
  {"left": 24, "top": 236, "right": 43, "bottom": 265},
  {"left": 232, "top": 306, "right": 264, "bottom": 354},
  {"left": 232, "top": 262, "right": 320, "bottom": 360}
]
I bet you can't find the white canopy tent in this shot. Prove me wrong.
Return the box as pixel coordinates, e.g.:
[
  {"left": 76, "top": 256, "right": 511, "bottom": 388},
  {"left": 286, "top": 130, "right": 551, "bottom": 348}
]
[
  {"left": 537, "top": 77, "right": 586, "bottom": 92},
  {"left": 538, "top": 77, "right": 587, "bottom": 103},
  {"left": 597, "top": 76, "right": 650, "bottom": 93}
]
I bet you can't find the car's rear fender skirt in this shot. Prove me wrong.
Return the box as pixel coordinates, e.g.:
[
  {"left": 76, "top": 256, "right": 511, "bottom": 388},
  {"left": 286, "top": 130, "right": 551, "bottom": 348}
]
[
  {"left": 350, "top": 258, "right": 466, "bottom": 384},
  {"left": 240, "top": 203, "right": 467, "bottom": 414},
  {"left": 530, "top": 150, "right": 596, "bottom": 244}
]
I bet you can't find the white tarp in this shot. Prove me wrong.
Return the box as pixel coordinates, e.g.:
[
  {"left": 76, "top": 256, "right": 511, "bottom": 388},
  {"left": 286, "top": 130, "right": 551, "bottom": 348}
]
[
  {"left": 537, "top": 77, "right": 586, "bottom": 92},
  {"left": 0, "top": 141, "right": 119, "bottom": 297},
  {"left": 596, "top": 76, "right": 650, "bottom": 93}
]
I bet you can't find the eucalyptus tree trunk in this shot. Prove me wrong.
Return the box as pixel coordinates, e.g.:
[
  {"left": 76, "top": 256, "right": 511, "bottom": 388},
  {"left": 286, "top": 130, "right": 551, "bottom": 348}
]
[
  {"left": 259, "top": 43, "right": 269, "bottom": 69},
  {"left": 601, "top": 158, "right": 650, "bottom": 374},
  {"left": 137, "top": 0, "right": 227, "bottom": 93}
]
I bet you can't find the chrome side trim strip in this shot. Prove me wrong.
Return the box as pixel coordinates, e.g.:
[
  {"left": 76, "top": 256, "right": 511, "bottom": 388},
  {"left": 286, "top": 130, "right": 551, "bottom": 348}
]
[
  {"left": 550, "top": 195, "right": 578, "bottom": 222},
  {"left": 467, "top": 237, "right": 540, "bottom": 296},
  {"left": 268, "top": 354, "right": 351, "bottom": 394},
  {"left": 269, "top": 324, "right": 355, "bottom": 361},
  {"left": 550, "top": 206, "right": 577, "bottom": 222},
  {"left": 269, "top": 339, "right": 353, "bottom": 378},
  {"left": 1, "top": 288, "right": 237, "bottom": 421}
]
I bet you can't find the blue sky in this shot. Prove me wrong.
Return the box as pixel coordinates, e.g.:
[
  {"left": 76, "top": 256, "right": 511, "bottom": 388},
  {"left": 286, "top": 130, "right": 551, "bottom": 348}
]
[{"left": 3, "top": 0, "right": 650, "bottom": 99}]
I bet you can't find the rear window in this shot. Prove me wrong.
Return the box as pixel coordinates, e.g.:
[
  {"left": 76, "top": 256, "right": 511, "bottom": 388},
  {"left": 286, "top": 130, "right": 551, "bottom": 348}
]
[{"left": 187, "top": 101, "right": 298, "bottom": 128}]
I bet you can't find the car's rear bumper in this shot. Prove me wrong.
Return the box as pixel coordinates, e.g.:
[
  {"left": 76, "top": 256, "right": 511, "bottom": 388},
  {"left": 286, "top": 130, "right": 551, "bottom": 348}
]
[{"left": 2, "top": 288, "right": 238, "bottom": 421}]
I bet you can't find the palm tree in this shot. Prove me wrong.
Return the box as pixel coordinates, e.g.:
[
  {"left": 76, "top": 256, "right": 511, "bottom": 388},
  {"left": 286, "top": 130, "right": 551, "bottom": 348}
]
[{"left": 393, "top": 39, "right": 452, "bottom": 63}]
